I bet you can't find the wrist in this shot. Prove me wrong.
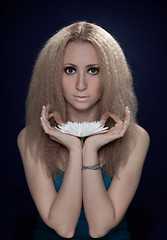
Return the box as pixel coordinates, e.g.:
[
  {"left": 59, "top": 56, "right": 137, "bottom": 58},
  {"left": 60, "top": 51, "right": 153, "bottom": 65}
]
[
  {"left": 68, "top": 148, "right": 83, "bottom": 168},
  {"left": 82, "top": 147, "right": 99, "bottom": 166},
  {"left": 83, "top": 137, "right": 99, "bottom": 153},
  {"left": 69, "top": 146, "right": 82, "bottom": 158},
  {"left": 68, "top": 139, "right": 82, "bottom": 152},
  {"left": 82, "top": 163, "right": 101, "bottom": 170}
]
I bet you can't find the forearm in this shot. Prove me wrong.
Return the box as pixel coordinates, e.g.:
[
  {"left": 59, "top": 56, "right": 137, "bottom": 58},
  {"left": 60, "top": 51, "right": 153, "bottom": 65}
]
[
  {"left": 82, "top": 149, "right": 115, "bottom": 237},
  {"left": 48, "top": 149, "right": 82, "bottom": 237}
]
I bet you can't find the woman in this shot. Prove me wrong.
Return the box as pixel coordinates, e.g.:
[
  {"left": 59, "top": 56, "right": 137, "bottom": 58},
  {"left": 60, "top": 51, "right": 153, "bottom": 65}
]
[{"left": 17, "top": 21, "right": 150, "bottom": 239}]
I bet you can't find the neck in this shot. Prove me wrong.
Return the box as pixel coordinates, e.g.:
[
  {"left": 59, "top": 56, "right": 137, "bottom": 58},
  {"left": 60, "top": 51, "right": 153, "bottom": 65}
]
[{"left": 66, "top": 106, "right": 100, "bottom": 123}]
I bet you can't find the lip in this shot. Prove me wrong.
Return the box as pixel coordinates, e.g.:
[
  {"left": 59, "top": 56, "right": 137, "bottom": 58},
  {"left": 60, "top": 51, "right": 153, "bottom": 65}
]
[{"left": 74, "top": 95, "right": 89, "bottom": 102}]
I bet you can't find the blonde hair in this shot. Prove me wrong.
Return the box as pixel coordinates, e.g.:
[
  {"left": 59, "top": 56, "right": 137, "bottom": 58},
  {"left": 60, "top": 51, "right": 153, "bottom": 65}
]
[{"left": 25, "top": 21, "right": 138, "bottom": 177}]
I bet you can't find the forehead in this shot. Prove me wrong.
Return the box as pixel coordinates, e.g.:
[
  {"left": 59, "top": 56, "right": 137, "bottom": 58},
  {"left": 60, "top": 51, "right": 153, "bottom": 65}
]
[{"left": 63, "top": 41, "right": 99, "bottom": 64}]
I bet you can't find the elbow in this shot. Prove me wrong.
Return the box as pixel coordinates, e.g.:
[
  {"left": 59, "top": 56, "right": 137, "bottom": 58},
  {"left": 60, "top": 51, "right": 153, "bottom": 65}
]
[
  {"left": 88, "top": 210, "right": 121, "bottom": 238},
  {"left": 51, "top": 225, "right": 75, "bottom": 238},
  {"left": 89, "top": 227, "right": 108, "bottom": 238},
  {"left": 89, "top": 222, "right": 117, "bottom": 238},
  {"left": 56, "top": 229, "right": 75, "bottom": 238},
  {"left": 47, "top": 219, "right": 75, "bottom": 238},
  {"left": 47, "top": 214, "right": 75, "bottom": 238},
  {"left": 89, "top": 231, "right": 103, "bottom": 239}
]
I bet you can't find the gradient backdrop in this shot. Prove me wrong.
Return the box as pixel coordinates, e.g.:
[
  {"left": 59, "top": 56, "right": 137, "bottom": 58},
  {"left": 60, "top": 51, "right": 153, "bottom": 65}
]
[{"left": 1, "top": 1, "right": 167, "bottom": 239}]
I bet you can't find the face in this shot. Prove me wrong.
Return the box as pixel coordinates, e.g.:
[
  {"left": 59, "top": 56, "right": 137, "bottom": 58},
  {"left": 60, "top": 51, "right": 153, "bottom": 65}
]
[{"left": 62, "top": 41, "right": 102, "bottom": 121}]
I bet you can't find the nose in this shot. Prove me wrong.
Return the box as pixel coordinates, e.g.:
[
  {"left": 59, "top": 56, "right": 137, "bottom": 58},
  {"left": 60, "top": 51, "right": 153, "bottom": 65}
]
[{"left": 76, "top": 71, "right": 87, "bottom": 91}]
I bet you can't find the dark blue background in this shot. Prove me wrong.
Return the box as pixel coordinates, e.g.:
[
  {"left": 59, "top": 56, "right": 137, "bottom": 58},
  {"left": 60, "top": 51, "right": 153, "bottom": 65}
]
[{"left": 1, "top": 1, "right": 167, "bottom": 239}]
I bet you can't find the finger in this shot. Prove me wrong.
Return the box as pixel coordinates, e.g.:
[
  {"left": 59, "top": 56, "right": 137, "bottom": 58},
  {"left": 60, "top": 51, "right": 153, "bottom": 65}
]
[
  {"left": 52, "top": 112, "right": 64, "bottom": 125},
  {"left": 48, "top": 111, "right": 64, "bottom": 125},
  {"left": 40, "top": 116, "right": 49, "bottom": 134},
  {"left": 48, "top": 113, "right": 54, "bottom": 119},
  {"left": 119, "top": 120, "right": 128, "bottom": 137},
  {"left": 116, "top": 121, "right": 124, "bottom": 131},
  {"left": 42, "top": 106, "right": 49, "bottom": 121},
  {"left": 41, "top": 105, "right": 52, "bottom": 121},
  {"left": 45, "top": 104, "right": 51, "bottom": 118},
  {"left": 118, "top": 114, "right": 130, "bottom": 138},
  {"left": 114, "top": 107, "right": 130, "bottom": 133},
  {"left": 115, "top": 120, "right": 124, "bottom": 129},
  {"left": 117, "top": 107, "right": 130, "bottom": 136},
  {"left": 40, "top": 113, "right": 50, "bottom": 131},
  {"left": 108, "top": 113, "right": 123, "bottom": 124},
  {"left": 41, "top": 105, "right": 47, "bottom": 121},
  {"left": 124, "top": 106, "right": 131, "bottom": 123},
  {"left": 100, "top": 112, "right": 110, "bottom": 126},
  {"left": 109, "top": 122, "right": 123, "bottom": 135},
  {"left": 100, "top": 112, "right": 122, "bottom": 126},
  {"left": 40, "top": 115, "right": 55, "bottom": 135}
]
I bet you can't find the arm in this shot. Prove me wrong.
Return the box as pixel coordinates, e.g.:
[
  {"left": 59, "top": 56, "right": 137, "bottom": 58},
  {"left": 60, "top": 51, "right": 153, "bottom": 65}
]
[
  {"left": 82, "top": 149, "right": 115, "bottom": 238},
  {"left": 17, "top": 107, "right": 83, "bottom": 238},
  {"left": 82, "top": 109, "right": 150, "bottom": 238}
]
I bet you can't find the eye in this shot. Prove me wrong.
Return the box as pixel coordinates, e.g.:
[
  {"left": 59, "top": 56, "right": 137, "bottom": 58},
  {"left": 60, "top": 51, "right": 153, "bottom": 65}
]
[
  {"left": 64, "top": 66, "right": 76, "bottom": 75},
  {"left": 88, "top": 67, "right": 100, "bottom": 75}
]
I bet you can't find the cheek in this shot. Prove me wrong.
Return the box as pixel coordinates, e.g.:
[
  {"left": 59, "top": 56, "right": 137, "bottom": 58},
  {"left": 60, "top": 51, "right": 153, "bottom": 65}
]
[
  {"left": 93, "top": 80, "right": 102, "bottom": 97},
  {"left": 61, "top": 79, "right": 66, "bottom": 93},
  {"left": 62, "top": 78, "right": 70, "bottom": 95}
]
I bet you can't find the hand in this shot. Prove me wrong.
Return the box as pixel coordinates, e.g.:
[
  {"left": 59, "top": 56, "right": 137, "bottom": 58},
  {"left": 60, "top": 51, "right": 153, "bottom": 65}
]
[
  {"left": 83, "top": 107, "right": 131, "bottom": 152},
  {"left": 40, "top": 105, "right": 82, "bottom": 151}
]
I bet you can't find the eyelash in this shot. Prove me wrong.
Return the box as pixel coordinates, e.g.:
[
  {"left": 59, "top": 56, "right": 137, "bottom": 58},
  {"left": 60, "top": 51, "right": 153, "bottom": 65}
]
[
  {"left": 64, "top": 67, "right": 76, "bottom": 75},
  {"left": 88, "top": 67, "right": 100, "bottom": 75},
  {"left": 64, "top": 67, "right": 100, "bottom": 75}
]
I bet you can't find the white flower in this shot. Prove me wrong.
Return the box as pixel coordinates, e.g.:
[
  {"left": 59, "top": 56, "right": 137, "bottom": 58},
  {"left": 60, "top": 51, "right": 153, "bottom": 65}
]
[{"left": 55, "top": 121, "right": 109, "bottom": 137}]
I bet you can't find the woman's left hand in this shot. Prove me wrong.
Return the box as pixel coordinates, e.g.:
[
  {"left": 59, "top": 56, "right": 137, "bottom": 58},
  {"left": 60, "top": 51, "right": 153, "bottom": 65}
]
[{"left": 83, "top": 107, "right": 131, "bottom": 152}]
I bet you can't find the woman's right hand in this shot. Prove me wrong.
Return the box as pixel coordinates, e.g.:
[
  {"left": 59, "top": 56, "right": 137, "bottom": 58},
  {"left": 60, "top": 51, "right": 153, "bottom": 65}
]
[{"left": 40, "top": 105, "right": 82, "bottom": 152}]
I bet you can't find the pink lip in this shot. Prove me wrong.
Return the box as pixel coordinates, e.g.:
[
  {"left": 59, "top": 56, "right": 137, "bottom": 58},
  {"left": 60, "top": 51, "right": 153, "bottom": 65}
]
[{"left": 74, "top": 95, "right": 89, "bottom": 102}]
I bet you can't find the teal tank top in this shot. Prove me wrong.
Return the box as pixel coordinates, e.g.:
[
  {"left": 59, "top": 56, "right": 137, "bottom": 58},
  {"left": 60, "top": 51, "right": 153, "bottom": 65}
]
[{"left": 32, "top": 168, "right": 131, "bottom": 239}]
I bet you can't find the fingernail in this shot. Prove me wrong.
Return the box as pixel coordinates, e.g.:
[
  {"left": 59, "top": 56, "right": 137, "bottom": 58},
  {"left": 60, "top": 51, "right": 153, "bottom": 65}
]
[
  {"left": 40, "top": 117, "right": 43, "bottom": 121},
  {"left": 42, "top": 105, "right": 45, "bottom": 109}
]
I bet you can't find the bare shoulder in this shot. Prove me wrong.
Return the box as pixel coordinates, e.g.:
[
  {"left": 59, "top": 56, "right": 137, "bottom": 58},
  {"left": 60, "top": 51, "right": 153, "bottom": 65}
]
[
  {"left": 127, "top": 124, "right": 150, "bottom": 167},
  {"left": 17, "top": 127, "right": 26, "bottom": 143},
  {"left": 116, "top": 124, "right": 150, "bottom": 175},
  {"left": 133, "top": 124, "right": 150, "bottom": 146},
  {"left": 17, "top": 127, "right": 27, "bottom": 153},
  {"left": 17, "top": 127, "right": 36, "bottom": 167}
]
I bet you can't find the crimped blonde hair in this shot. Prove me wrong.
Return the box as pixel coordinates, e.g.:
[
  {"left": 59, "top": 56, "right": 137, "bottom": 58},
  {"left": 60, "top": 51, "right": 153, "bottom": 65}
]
[{"left": 25, "top": 21, "right": 138, "bottom": 177}]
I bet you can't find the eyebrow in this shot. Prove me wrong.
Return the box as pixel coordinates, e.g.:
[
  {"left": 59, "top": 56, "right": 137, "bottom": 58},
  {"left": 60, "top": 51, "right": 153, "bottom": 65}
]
[{"left": 64, "top": 63, "right": 99, "bottom": 68}]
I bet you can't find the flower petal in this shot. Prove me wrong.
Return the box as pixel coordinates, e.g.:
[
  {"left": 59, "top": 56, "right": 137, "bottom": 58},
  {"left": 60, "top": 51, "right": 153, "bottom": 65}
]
[{"left": 55, "top": 121, "right": 109, "bottom": 137}]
